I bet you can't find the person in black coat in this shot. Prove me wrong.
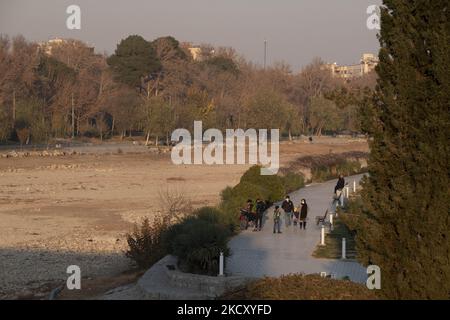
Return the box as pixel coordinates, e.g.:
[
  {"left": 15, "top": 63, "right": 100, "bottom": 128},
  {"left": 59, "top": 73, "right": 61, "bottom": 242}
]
[
  {"left": 334, "top": 175, "right": 346, "bottom": 207},
  {"left": 254, "top": 198, "right": 266, "bottom": 231},
  {"left": 334, "top": 175, "right": 345, "bottom": 193},
  {"left": 281, "top": 195, "right": 294, "bottom": 227},
  {"left": 299, "top": 199, "right": 308, "bottom": 230}
]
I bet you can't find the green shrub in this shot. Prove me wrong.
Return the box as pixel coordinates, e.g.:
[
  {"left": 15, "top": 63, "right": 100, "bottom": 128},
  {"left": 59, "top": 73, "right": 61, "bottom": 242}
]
[
  {"left": 220, "top": 165, "right": 286, "bottom": 224},
  {"left": 219, "top": 186, "right": 234, "bottom": 203},
  {"left": 125, "top": 215, "right": 170, "bottom": 269},
  {"left": 195, "top": 206, "right": 235, "bottom": 233},
  {"left": 280, "top": 172, "right": 305, "bottom": 193},
  {"left": 163, "top": 208, "right": 233, "bottom": 275},
  {"left": 219, "top": 181, "right": 265, "bottom": 226},
  {"left": 239, "top": 165, "right": 285, "bottom": 202}
]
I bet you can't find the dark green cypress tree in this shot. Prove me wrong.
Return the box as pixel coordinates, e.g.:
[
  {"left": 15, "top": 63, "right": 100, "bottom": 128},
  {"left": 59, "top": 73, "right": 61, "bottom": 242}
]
[
  {"left": 107, "top": 35, "right": 161, "bottom": 89},
  {"left": 357, "top": 0, "right": 450, "bottom": 299}
]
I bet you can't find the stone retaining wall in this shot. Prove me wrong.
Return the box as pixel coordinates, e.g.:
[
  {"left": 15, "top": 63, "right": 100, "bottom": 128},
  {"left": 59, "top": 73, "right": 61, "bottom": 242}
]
[{"left": 137, "top": 255, "right": 254, "bottom": 300}]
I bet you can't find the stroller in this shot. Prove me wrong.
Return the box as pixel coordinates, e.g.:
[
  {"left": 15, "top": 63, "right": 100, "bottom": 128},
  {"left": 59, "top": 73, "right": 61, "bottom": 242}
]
[{"left": 240, "top": 208, "right": 256, "bottom": 230}]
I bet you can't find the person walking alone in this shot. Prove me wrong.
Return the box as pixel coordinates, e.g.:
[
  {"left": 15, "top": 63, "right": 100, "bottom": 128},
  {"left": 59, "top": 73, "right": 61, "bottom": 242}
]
[
  {"left": 281, "top": 195, "right": 294, "bottom": 227},
  {"left": 334, "top": 175, "right": 346, "bottom": 207},
  {"left": 299, "top": 199, "right": 308, "bottom": 230},
  {"left": 273, "top": 205, "right": 282, "bottom": 234}
]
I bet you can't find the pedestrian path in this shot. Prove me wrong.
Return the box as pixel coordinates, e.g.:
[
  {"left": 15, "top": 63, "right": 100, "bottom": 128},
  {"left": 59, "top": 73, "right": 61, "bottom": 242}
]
[{"left": 226, "top": 174, "right": 368, "bottom": 283}]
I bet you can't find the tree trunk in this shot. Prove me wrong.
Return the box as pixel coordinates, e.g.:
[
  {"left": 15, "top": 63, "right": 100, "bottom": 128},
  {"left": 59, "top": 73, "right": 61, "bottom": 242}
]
[
  {"left": 12, "top": 90, "right": 16, "bottom": 129},
  {"left": 111, "top": 117, "right": 115, "bottom": 136},
  {"left": 145, "top": 131, "right": 150, "bottom": 146}
]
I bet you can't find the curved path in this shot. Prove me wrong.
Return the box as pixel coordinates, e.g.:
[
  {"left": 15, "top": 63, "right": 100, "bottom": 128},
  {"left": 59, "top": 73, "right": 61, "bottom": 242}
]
[{"left": 226, "top": 174, "right": 368, "bottom": 283}]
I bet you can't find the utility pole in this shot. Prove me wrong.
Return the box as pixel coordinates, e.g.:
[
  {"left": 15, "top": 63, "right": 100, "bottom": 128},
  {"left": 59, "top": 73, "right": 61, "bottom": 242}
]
[
  {"left": 71, "top": 93, "right": 75, "bottom": 139},
  {"left": 264, "top": 39, "right": 267, "bottom": 70}
]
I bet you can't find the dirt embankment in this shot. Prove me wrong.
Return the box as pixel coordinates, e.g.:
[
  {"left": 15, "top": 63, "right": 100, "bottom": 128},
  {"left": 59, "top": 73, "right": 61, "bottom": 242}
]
[{"left": 281, "top": 151, "right": 369, "bottom": 181}]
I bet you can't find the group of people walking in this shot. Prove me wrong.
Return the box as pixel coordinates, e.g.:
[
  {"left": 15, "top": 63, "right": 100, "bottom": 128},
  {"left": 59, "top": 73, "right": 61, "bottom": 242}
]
[
  {"left": 240, "top": 195, "right": 309, "bottom": 234},
  {"left": 240, "top": 175, "right": 347, "bottom": 234},
  {"left": 273, "top": 196, "right": 308, "bottom": 234}
]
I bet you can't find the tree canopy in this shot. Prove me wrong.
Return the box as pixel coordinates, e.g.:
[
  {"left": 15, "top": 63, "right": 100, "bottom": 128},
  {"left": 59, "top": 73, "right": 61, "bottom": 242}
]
[{"left": 107, "top": 35, "right": 161, "bottom": 89}]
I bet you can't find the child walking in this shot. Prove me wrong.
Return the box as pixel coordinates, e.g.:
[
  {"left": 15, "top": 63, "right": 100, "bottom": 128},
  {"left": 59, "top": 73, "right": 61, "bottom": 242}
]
[{"left": 273, "top": 205, "right": 282, "bottom": 234}]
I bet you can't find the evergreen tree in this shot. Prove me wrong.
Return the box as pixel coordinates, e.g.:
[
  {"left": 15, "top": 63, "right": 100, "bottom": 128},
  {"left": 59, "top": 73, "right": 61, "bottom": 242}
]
[
  {"left": 356, "top": 0, "right": 450, "bottom": 299},
  {"left": 107, "top": 35, "right": 161, "bottom": 89}
]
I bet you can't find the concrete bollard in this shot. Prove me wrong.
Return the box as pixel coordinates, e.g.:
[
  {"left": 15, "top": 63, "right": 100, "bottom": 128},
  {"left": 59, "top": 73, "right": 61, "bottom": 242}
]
[
  {"left": 219, "top": 252, "right": 224, "bottom": 276},
  {"left": 353, "top": 181, "right": 356, "bottom": 193},
  {"left": 346, "top": 186, "right": 349, "bottom": 198},
  {"left": 321, "top": 225, "right": 326, "bottom": 246},
  {"left": 342, "top": 238, "right": 346, "bottom": 259}
]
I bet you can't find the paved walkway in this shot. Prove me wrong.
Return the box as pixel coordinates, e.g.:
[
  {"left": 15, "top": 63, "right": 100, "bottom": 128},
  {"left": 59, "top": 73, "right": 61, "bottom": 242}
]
[{"left": 226, "top": 174, "right": 368, "bottom": 283}]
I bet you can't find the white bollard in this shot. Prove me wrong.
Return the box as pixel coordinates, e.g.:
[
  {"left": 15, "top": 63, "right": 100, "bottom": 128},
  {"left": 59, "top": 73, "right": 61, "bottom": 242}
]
[
  {"left": 342, "top": 238, "right": 346, "bottom": 259},
  {"left": 219, "top": 252, "right": 224, "bottom": 276},
  {"left": 329, "top": 213, "right": 334, "bottom": 231},
  {"left": 353, "top": 181, "right": 356, "bottom": 193},
  {"left": 320, "top": 225, "right": 326, "bottom": 246},
  {"left": 346, "top": 186, "right": 349, "bottom": 198}
]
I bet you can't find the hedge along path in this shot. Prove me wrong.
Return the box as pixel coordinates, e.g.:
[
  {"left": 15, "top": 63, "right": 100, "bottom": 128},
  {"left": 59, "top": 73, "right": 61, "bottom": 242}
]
[{"left": 226, "top": 173, "right": 367, "bottom": 283}]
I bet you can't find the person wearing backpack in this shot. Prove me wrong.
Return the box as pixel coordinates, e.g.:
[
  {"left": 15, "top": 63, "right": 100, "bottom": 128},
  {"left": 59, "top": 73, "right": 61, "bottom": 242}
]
[
  {"left": 273, "top": 205, "right": 282, "bottom": 234},
  {"left": 281, "top": 195, "right": 294, "bottom": 227}
]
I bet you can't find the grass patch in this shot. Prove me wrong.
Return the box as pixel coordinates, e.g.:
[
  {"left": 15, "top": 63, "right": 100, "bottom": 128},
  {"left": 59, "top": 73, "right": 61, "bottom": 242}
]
[
  {"left": 313, "top": 219, "right": 357, "bottom": 259},
  {"left": 280, "top": 172, "right": 305, "bottom": 194}
]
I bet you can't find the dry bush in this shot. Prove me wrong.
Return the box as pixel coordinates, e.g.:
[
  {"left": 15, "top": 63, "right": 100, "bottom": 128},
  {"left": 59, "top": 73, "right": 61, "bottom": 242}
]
[
  {"left": 126, "top": 188, "right": 193, "bottom": 269},
  {"left": 125, "top": 214, "right": 171, "bottom": 269},
  {"left": 222, "top": 274, "right": 378, "bottom": 300},
  {"left": 158, "top": 187, "right": 193, "bottom": 223}
]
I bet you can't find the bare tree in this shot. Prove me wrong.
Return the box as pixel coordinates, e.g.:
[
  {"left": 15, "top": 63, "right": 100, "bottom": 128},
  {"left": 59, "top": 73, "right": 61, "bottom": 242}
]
[{"left": 158, "top": 187, "right": 193, "bottom": 223}]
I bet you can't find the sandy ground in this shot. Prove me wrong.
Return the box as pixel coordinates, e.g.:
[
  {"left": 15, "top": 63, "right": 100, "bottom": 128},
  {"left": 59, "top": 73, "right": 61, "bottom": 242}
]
[{"left": 0, "top": 137, "right": 368, "bottom": 298}]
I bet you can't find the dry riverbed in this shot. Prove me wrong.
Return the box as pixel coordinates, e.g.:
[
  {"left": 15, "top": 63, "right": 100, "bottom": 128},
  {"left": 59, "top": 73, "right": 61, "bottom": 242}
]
[{"left": 0, "top": 137, "right": 368, "bottom": 299}]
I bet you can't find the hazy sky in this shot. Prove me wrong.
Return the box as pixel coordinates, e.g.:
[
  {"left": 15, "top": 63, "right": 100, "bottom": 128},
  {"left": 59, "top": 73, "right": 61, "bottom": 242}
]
[{"left": 0, "top": 0, "right": 382, "bottom": 71}]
